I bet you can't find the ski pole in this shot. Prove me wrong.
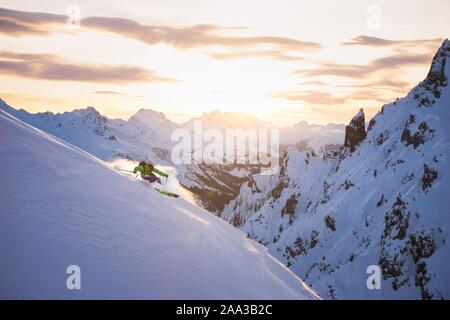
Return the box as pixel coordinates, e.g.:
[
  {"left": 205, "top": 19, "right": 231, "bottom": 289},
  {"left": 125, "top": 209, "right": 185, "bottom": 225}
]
[{"left": 117, "top": 168, "right": 134, "bottom": 173}]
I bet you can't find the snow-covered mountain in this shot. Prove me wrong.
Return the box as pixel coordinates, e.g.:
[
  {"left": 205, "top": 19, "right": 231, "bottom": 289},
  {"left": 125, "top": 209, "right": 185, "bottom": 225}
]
[
  {"left": 0, "top": 101, "right": 344, "bottom": 214},
  {"left": 175, "top": 110, "right": 344, "bottom": 213},
  {"left": 221, "top": 39, "right": 450, "bottom": 299},
  {"left": 183, "top": 110, "right": 344, "bottom": 149},
  {"left": 0, "top": 102, "right": 343, "bottom": 162},
  {"left": 115, "top": 108, "right": 179, "bottom": 158},
  {"left": 0, "top": 101, "right": 178, "bottom": 162},
  {"left": 281, "top": 121, "right": 345, "bottom": 151},
  {"left": 183, "top": 110, "right": 272, "bottom": 131},
  {"left": 0, "top": 109, "right": 319, "bottom": 299}
]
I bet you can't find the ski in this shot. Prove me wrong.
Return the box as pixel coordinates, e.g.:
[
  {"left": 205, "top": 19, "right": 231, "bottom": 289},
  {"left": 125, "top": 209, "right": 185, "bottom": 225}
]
[{"left": 155, "top": 188, "right": 179, "bottom": 198}]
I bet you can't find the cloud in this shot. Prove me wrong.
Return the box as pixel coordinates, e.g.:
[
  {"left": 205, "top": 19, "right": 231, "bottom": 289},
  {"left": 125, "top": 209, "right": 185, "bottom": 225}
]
[
  {"left": 342, "top": 35, "right": 442, "bottom": 48},
  {"left": 92, "top": 90, "right": 127, "bottom": 95},
  {"left": 0, "top": 92, "right": 69, "bottom": 105},
  {"left": 301, "top": 79, "right": 409, "bottom": 90},
  {"left": 0, "top": 7, "right": 321, "bottom": 53},
  {"left": 207, "top": 50, "right": 302, "bottom": 61},
  {"left": 333, "top": 79, "right": 410, "bottom": 90},
  {"left": 299, "top": 80, "right": 329, "bottom": 86},
  {"left": 92, "top": 90, "right": 145, "bottom": 98},
  {"left": 276, "top": 89, "right": 389, "bottom": 105},
  {"left": 277, "top": 91, "right": 348, "bottom": 105},
  {"left": 309, "top": 106, "right": 354, "bottom": 119},
  {"left": 0, "top": 19, "right": 47, "bottom": 36},
  {"left": 0, "top": 51, "right": 177, "bottom": 83},
  {"left": 0, "top": 7, "right": 65, "bottom": 24},
  {"left": 310, "top": 106, "right": 380, "bottom": 118},
  {"left": 296, "top": 53, "right": 431, "bottom": 78}
]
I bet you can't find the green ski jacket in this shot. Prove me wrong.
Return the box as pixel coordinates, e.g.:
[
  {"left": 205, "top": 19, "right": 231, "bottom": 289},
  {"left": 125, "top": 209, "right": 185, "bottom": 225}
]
[{"left": 133, "top": 164, "right": 169, "bottom": 177}]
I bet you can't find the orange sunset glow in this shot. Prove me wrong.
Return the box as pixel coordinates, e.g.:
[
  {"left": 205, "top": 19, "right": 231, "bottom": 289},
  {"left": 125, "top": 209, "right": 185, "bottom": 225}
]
[{"left": 1, "top": 0, "right": 450, "bottom": 125}]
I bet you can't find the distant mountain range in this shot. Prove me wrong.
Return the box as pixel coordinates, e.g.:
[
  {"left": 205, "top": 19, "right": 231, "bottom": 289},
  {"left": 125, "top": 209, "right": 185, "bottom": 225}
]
[{"left": 0, "top": 99, "right": 344, "bottom": 213}]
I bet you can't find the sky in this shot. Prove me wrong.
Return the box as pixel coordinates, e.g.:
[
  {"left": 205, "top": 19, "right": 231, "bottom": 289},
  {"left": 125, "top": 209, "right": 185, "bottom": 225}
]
[{"left": 0, "top": 0, "right": 449, "bottom": 126}]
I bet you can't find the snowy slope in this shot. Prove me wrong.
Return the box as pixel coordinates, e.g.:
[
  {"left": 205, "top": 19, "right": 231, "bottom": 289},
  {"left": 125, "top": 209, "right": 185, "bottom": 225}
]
[
  {"left": 0, "top": 109, "right": 319, "bottom": 299},
  {"left": 222, "top": 39, "right": 450, "bottom": 299},
  {"left": 0, "top": 101, "right": 344, "bottom": 215}
]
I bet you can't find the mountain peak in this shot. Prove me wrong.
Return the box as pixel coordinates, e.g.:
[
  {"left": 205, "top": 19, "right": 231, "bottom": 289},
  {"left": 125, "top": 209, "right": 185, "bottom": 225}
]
[
  {"left": 294, "top": 120, "right": 310, "bottom": 129},
  {"left": 424, "top": 39, "right": 449, "bottom": 88},
  {"left": 344, "top": 108, "right": 366, "bottom": 152},
  {"left": 72, "top": 106, "right": 101, "bottom": 117},
  {"left": 352, "top": 108, "right": 364, "bottom": 121},
  {"left": 132, "top": 108, "right": 166, "bottom": 121},
  {"left": 410, "top": 39, "right": 450, "bottom": 106},
  {"left": 184, "top": 109, "right": 272, "bottom": 130},
  {"left": 128, "top": 108, "right": 178, "bottom": 135},
  {"left": 0, "top": 98, "right": 13, "bottom": 112}
]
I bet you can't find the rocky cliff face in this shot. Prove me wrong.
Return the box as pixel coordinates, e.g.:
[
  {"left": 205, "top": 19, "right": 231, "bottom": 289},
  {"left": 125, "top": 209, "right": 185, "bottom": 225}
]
[
  {"left": 415, "top": 39, "right": 450, "bottom": 103},
  {"left": 220, "top": 39, "right": 450, "bottom": 299},
  {"left": 344, "top": 108, "right": 366, "bottom": 152}
]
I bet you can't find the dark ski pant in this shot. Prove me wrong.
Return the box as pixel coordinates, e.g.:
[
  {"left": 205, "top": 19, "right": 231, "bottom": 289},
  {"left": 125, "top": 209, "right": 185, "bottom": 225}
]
[{"left": 142, "top": 173, "right": 161, "bottom": 184}]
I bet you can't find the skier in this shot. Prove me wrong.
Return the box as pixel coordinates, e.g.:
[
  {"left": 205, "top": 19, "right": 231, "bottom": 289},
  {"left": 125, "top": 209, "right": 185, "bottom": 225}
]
[
  {"left": 133, "top": 161, "right": 168, "bottom": 184},
  {"left": 131, "top": 161, "right": 179, "bottom": 198}
]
